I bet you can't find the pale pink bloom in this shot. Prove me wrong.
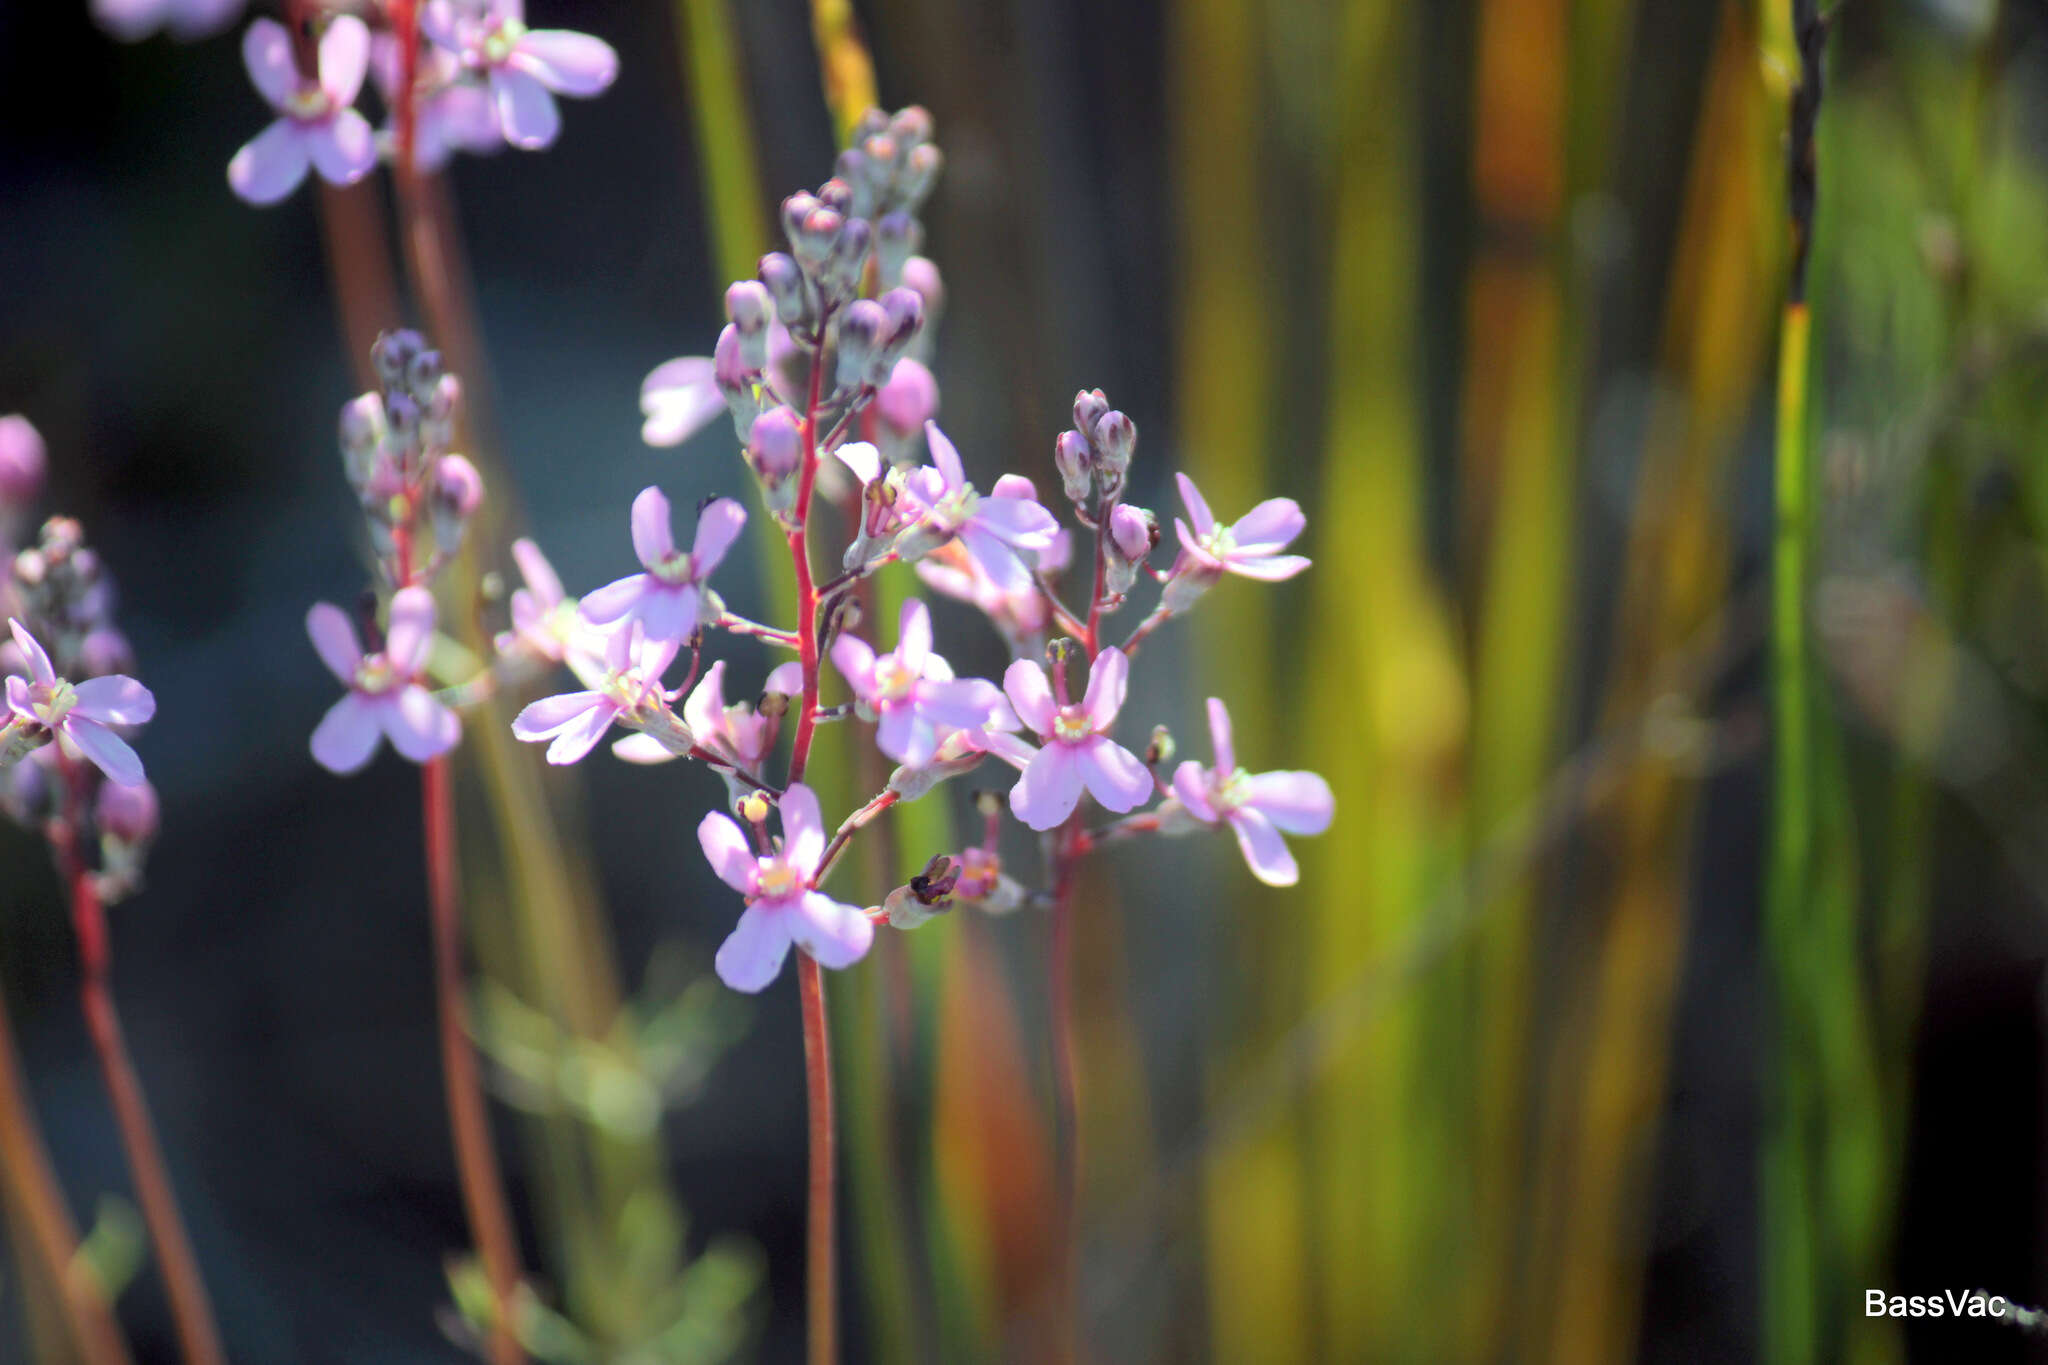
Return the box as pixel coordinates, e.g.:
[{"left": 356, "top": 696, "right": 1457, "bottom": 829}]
[
  {"left": 579, "top": 488, "right": 746, "bottom": 646},
  {"left": 832, "top": 599, "right": 1009, "bottom": 768},
  {"left": 371, "top": 37, "right": 502, "bottom": 171},
  {"left": 700, "top": 783, "right": 873, "bottom": 992},
  {"left": 423, "top": 0, "right": 618, "bottom": 151},
  {"left": 496, "top": 537, "right": 600, "bottom": 665},
  {"left": 640, "top": 357, "right": 726, "bottom": 448},
  {"left": 917, "top": 526, "right": 1071, "bottom": 645},
  {"left": 661, "top": 659, "right": 803, "bottom": 771},
  {"left": 228, "top": 16, "right": 378, "bottom": 206},
  {"left": 1172, "top": 697, "right": 1334, "bottom": 886},
  {"left": 1171, "top": 473, "right": 1310, "bottom": 582},
  {"left": 306, "top": 587, "right": 460, "bottom": 774},
  {"left": 5, "top": 621, "right": 154, "bottom": 788},
  {"left": 92, "top": 0, "right": 243, "bottom": 42},
  {"left": 511, "top": 625, "right": 677, "bottom": 766},
  {"left": 899, "top": 423, "right": 1061, "bottom": 592},
  {"left": 1002, "top": 647, "right": 1153, "bottom": 830}
]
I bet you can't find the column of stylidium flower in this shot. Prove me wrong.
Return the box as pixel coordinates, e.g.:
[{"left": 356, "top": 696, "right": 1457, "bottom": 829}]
[{"left": 212, "top": 1, "right": 618, "bottom": 206}]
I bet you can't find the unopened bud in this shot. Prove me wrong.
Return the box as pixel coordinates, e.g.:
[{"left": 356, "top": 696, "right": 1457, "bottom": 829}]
[
  {"left": 901, "top": 142, "right": 943, "bottom": 206},
  {"left": 1108, "top": 503, "right": 1155, "bottom": 563},
  {"left": 78, "top": 627, "right": 134, "bottom": 679},
  {"left": 430, "top": 454, "right": 484, "bottom": 551},
  {"left": 0, "top": 416, "right": 47, "bottom": 510},
  {"left": 1054, "top": 430, "right": 1094, "bottom": 503},
  {"left": 780, "top": 192, "right": 821, "bottom": 245},
  {"left": 748, "top": 408, "right": 803, "bottom": 481},
  {"left": 793, "top": 206, "right": 844, "bottom": 267},
  {"left": 819, "top": 216, "right": 873, "bottom": 299},
  {"left": 1072, "top": 388, "right": 1111, "bottom": 438},
  {"left": 888, "top": 105, "right": 934, "bottom": 147},
  {"left": 874, "top": 358, "right": 938, "bottom": 438},
  {"left": 815, "top": 177, "right": 855, "bottom": 216},
  {"left": 372, "top": 329, "right": 425, "bottom": 389},
  {"left": 96, "top": 777, "right": 159, "bottom": 845},
  {"left": 1145, "top": 725, "right": 1175, "bottom": 767},
  {"left": 875, "top": 212, "right": 922, "bottom": 285},
  {"left": 878, "top": 287, "right": 924, "bottom": 352},
  {"left": 835, "top": 300, "right": 887, "bottom": 391},
  {"left": 759, "top": 252, "right": 808, "bottom": 327},
  {"left": 338, "top": 394, "right": 386, "bottom": 490},
  {"left": 1093, "top": 410, "right": 1137, "bottom": 470},
  {"left": 405, "top": 348, "right": 444, "bottom": 403},
  {"left": 901, "top": 256, "right": 944, "bottom": 317},
  {"left": 727, "top": 281, "right": 774, "bottom": 370}
]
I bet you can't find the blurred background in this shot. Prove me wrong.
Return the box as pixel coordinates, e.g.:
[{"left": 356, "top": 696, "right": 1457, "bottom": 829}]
[{"left": 4, "top": 0, "right": 2048, "bottom": 1360}]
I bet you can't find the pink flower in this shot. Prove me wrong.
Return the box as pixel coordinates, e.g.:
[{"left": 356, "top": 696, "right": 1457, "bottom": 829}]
[
  {"left": 1172, "top": 697, "right": 1334, "bottom": 886},
  {"left": 898, "top": 423, "right": 1061, "bottom": 591},
  {"left": 1171, "top": 473, "right": 1310, "bottom": 582},
  {"left": 699, "top": 783, "right": 874, "bottom": 992},
  {"left": 306, "top": 587, "right": 460, "bottom": 774},
  {"left": 579, "top": 488, "right": 746, "bottom": 646},
  {"left": 916, "top": 526, "right": 1072, "bottom": 647},
  {"left": 228, "top": 16, "right": 377, "bottom": 206},
  {"left": 511, "top": 625, "right": 677, "bottom": 766},
  {"left": 0, "top": 415, "right": 47, "bottom": 511},
  {"left": 5, "top": 621, "right": 155, "bottom": 788},
  {"left": 92, "top": 0, "right": 243, "bottom": 42},
  {"left": 424, "top": 0, "right": 619, "bottom": 151},
  {"left": 1002, "top": 646, "right": 1153, "bottom": 830},
  {"left": 675, "top": 659, "right": 802, "bottom": 772},
  {"left": 371, "top": 38, "right": 502, "bottom": 172},
  {"left": 497, "top": 537, "right": 596, "bottom": 664},
  {"left": 831, "top": 599, "right": 1011, "bottom": 767},
  {"left": 640, "top": 357, "right": 726, "bottom": 448}
]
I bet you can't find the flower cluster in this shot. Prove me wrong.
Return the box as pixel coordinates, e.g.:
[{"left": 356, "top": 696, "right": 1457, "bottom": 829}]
[
  {"left": 194, "top": 2, "right": 619, "bottom": 204},
  {"left": 491, "top": 105, "right": 1334, "bottom": 993},
  {"left": 0, "top": 419, "right": 162, "bottom": 901}
]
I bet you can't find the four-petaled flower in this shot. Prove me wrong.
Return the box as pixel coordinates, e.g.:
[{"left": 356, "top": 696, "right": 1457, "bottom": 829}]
[
  {"left": 832, "top": 599, "right": 1011, "bottom": 768},
  {"left": 899, "top": 423, "right": 1061, "bottom": 591},
  {"left": 423, "top": 0, "right": 619, "bottom": 151},
  {"left": 307, "top": 586, "right": 461, "bottom": 773},
  {"left": 1002, "top": 647, "right": 1154, "bottom": 830},
  {"left": 1172, "top": 697, "right": 1334, "bottom": 886},
  {"left": 229, "top": 16, "right": 377, "bottom": 206},
  {"left": 699, "top": 783, "right": 874, "bottom": 992},
  {"left": 5, "top": 621, "right": 155, "bottom": 788},
  {"left": 511, "top": 625, "right": 678, "bottom": 766},
  {"left": 1172, "top": 473, "right": 1311, "bottom": 583},
  {"left": 580, "top": 488, "right": 746, "bottom": 646}
]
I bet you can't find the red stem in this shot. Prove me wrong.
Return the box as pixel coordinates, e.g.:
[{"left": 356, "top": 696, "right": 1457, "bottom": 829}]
[
  {"left": 421, "top": 757, "right": 526, "bottom": 1365},
  {"left": 52, "top": 776, "right": 223, "bottom": 1365}
]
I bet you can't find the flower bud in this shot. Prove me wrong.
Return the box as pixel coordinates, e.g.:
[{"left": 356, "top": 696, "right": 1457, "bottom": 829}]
[
  {"left": 815, "top": 177, "right": 855, "bottom": 216},
  {"left": 1072, "top": 389, "right": 1110, "bottom": 439},
  {"left": 0, "top": 415, "right": 47, "bottom": 511},
  {"left": 384, "top": 390, "right": 421, "bottom": 445},
  {"left": 851, "top": 108, "right": 889, "bottom": 144},
  {"left": 819, "top": 216, "right": 873, "bottom": 300},
  {"left": 874, "top": 358, "right": 938, "bottom": 439},
  {"left": 1093, "top": 410, "right": 1136, "bottom": 469},
  {"left": 747, "top": 407, "right": 803, "bottom": 481},
  {"left": 901, "top": 142, "right": 943, "bottom": 206},
  {"left": 759, "top": 252, "right": 808, "bottom": 328},
  {"left": 338, "top": 393, "right": 387, "bottom": 491},
  {"left": 1109, "top": 503, "right": 1154, "bottom": 563},
  {"left": 834, "top": 299, "right": 888, "bottom": 391},
  {"left": 888, "top": 105, "right": 934, "bottom": 147},
  {"left": 431, "top": 454, "right": 484, "bottom": 552},
  {"left": 792, "top": 206, "right": 844, "bottom": 268},
  {"left": 96, "top": 776, "right": 159, "bottom": 845},
  {"left": 833, "top": 150, "right": 875, "bottom": 218},
  {"left": 780, "top": 192, "right": 821, "bottom": 246},
  {"left": 1054, "top": 430, "right": 1094, "bottom": 503},
  {"left": 727, "top": 281, "right": 774, "bottom": 370},
  {"left": 713, "top": 323, "right": 752, "bottom": 394},
  {"left": 372, "top": 329, "right": 425, "bottom": 389},
  {"left": 875, "top": 211, "right": 922, "bottom": 287},
  {"left": 878, "top": 287, "right": 925, "bottom": 352},
  {"left": 405, "top": 348, "right": 444, "bottom": 403},
  {"left": 78, "top": 627, "right": 134, "bottom": 679},
  {"left": 900, "top": 257, "right": 944, "bottom": 316}
]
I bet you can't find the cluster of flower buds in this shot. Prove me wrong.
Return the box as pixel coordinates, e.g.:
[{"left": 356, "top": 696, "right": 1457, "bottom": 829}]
[
  {"left": 217, "top": 2, "right": 618, "bottom": 205},
  {"left": 0, "top": 421, "right": 162, "bottom": 898},
  {"left": 341, "top": 330, "right": 482, "bottom": 571}
]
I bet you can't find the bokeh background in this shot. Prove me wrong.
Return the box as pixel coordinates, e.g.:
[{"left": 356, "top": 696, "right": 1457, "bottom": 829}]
[{"left": 5, "top": 0, "right": 2048, "bottom": 1360}]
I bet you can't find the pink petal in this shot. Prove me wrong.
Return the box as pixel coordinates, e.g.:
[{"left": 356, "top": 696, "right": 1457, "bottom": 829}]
[
  {"left": 69, "top": 676, "right": 155, "bottom": 727},
  {"left": 1082, "top": 647, "right": 1128, "bottom": 730},
  {"left": 1205, "top": 696, "right": 1235, "bottom": 774},
  {"left": 385, "top": 685, "right": 460, "bottom": 762},
  {"left": 896, "top": 600, "right": 931, "bottom": 674},
  {"left": 979, "top": 730, "right": 1037, "bottom": 770},
  {"left": 630, "top": 486, "right": 676, "bottom": 568},
  {"left": 491, "top": 66, "right": 561, "bottom": 150},
  {"left": 579, "top": 574, "right": 648, "bottom": 626},
  {"left": 65, "top": 718, "right": 145, "bottom": 788},
  {"left": 1225, "top": 553, "right": 1312, "bottom": 582},
  {"left": 972, "top": 495, "right": 1059, "bottom": 549},
  {"left": 305, "top": 604, "right": 362, "bottom": 683},
  {"left": 319, "top": 14, "right": 372, "bottom": 105},
  {"left": 916, "top": 678, "right": 1006, "bottom": 731},
  {"left": 9, "top": 620, "right": 55, "bottom": 686},
  {"left": 780, "top": 782, "right": 826, "bottom": 873},
  {"left": 830, "top": 634, "right": 876, "bottom": 698},
  {"left": 1227, "top": 807, "right": 1299, "bottom": 887},
  {"left": 5, "top": 674, "right": 32, "bottom": 724},
  {"left": 510, "top": 30, "right": 618, "bottom": 97},
  {"left": 690, "top": 498, "right": 749, "bottom": 577},
  {"left": 512, "top": 538, "right": 563, "bottom": 607},
  {"left": 764, "top": 661, "right": 804, "bottom": 694},
  {"left": 715, "top": 904, "right": 793, "bottom": 993},
  {"left": 683, "top": 660, "right": 730, "bottom": 737},
  {"left": 795, "top": 892, "right": 875, "bottom": 970},
  {"left": 1176, "top": 473, "right": 1215, "bottom": 537},
  {"left": 228, "top": 119, "right": 312, "bottom": 206},
  {"left": 639, "top": 357, "right": 724, "bottom": 447},
  {"left": 959, "top": 523, "right": 1030, "bottom": 593},
  {"left": 634, "top": 583, "right": 699, "bottom": 645},
  {"left": 1228, "top": 497, "right": 1306, "bottom": 552},
  {"left": 512, "top": 690, "right": 603, "bottom": 740},
  {"left": 543, "top": 701, "right": 615, "bottom": 765},
  {"left": 611, "top": 733, "right": 679, "bottom": 764},
  {"left": 698, "top": 811, "right": 756, "bottom": 892},
  {"left": 384, "top": 587, "right": 438, "bottom": 677},
  {"left": 836, "top": 442, "right": 882, "bottom": 485},
  {"left": 1171, "top": 761, "right": 1219, "bottom": 823},
  {"left": 923, "top": 421, "right": 965, "bottom": 489},
  {"left": 990, "top": 473, "right": 1037, "bottom": 501},
  {"left": 1244, "top": 770, "right": 1335, "bottom": 835},
  {"left": 1075, "top": 735, "right": 1153, "bottom": 812},
  {"left": 307, "top": 109, "right": 377, "bottom": 187},
  {"left": 1003, "top": 659, "right": 1056, "bottom": 736},
  {"left": 241, "top": 18, "right": 300, "bottom": 110},
  {"left": 311, "top": 693, "right": 382, "bottom": 774},
  {"left": 876, "top": 704, "right": 929, "bottom": 766},
  {"left": 1010, "top": 743, "right": 1084, "bottom": 830}
]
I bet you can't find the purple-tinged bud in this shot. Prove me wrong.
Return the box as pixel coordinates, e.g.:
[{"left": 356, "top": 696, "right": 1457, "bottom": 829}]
[
  {"left": 338, "top": 394, "right": 387, "bottom": 491},
  {"left": 879, "top": 287, "right": 925, "bottom": 351},
  {"left": 819, "top": 216, "right": 873, "bottom": 299},
  {"left": 1092, "top": 411, "right": 1137, "bottom": 496},
  {"left": 372, "top": 330, "right": 425, "bottom": 389},
  {"left": 901, "top": 142, "right": 943, "bottom": 205},
  {"left": 1054, "top": 430, "right": 1094, "bottom": 503},
  {"left": 96, "top": 777, "right": 159, "bottom": 845},
  {"left": 727, "top": 279, "right": 773, "bottom": 336},
  {"left": 1073, "top": 389, "right": 1111, "bottom": 440},
  {"left": 712, "top": 325, "right": 751, "bottom": 396},
  {"left": 748, "top": 408, "right": 804, "bottom": 481},
  {"left": 405, "top": 348, "right": 444, "bottom": 403},
  {"left": 759, "top": 252, "right": 808, "bottom": 328},
  {"left": 875, "top": 212, "right": 922, "bottom": 286},
  {"left": 834, "top": 300, "right": 888, "bottom": 391},
  {"left": 817, "top": 177, "right": 855, "bottom": 215},
  {"left": 423, "top": 376, "right": 462, "bottom": 453},
  {"left": 901, "top": 257, "right": 945, "bottom": 316},
  {"left": 863, "top": 134, "right": 899, "bottom": 171},
  {"left": 780, "top": 192, "right": 821, "bottom": 245},
  {"left": 385, "top": 390, "right": 421, "bottom": 443},
  {"left": 851, "top": 108, "right": 889, "bottom": 144},
  {"left": 431, "top": 454, "right": 484, "bottom": 552},
  {"left": 874, "top": 358, "right": 938, "bottom": 437},
  {"left": 0, "top": 416, "right": 47, "bottom": 510},
  {"left": 792, "top": 206, "right": 845, "bottom": 268},
  {"left": 78, "top": 627, "right": 135, "bottom": 679},
  {"left": 889, "top": 105, "right": 934, "bottom": 145},
  {"left": 1109, "top": 503, "right": 1155, "bottom": 563},
  {"left": 835, "top": 148, "right": 870, "bottom": 197}
]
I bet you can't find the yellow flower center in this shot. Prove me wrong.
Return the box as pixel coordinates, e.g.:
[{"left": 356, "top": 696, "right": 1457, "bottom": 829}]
[
  {"left": 757, "top": 859, "right": 801, "bottom": 900},
  {"left": 872, "top": 656, "right": 916, "bottom": 702},
  {"left": 30, "top": 679, "right": 75, "bottom": 730},
  {"left": 353, "top": 657, "right": 397, "bottom": 695},
  {"left": 1053, "top": 705, "right": 1092, "bottom": 742}
]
